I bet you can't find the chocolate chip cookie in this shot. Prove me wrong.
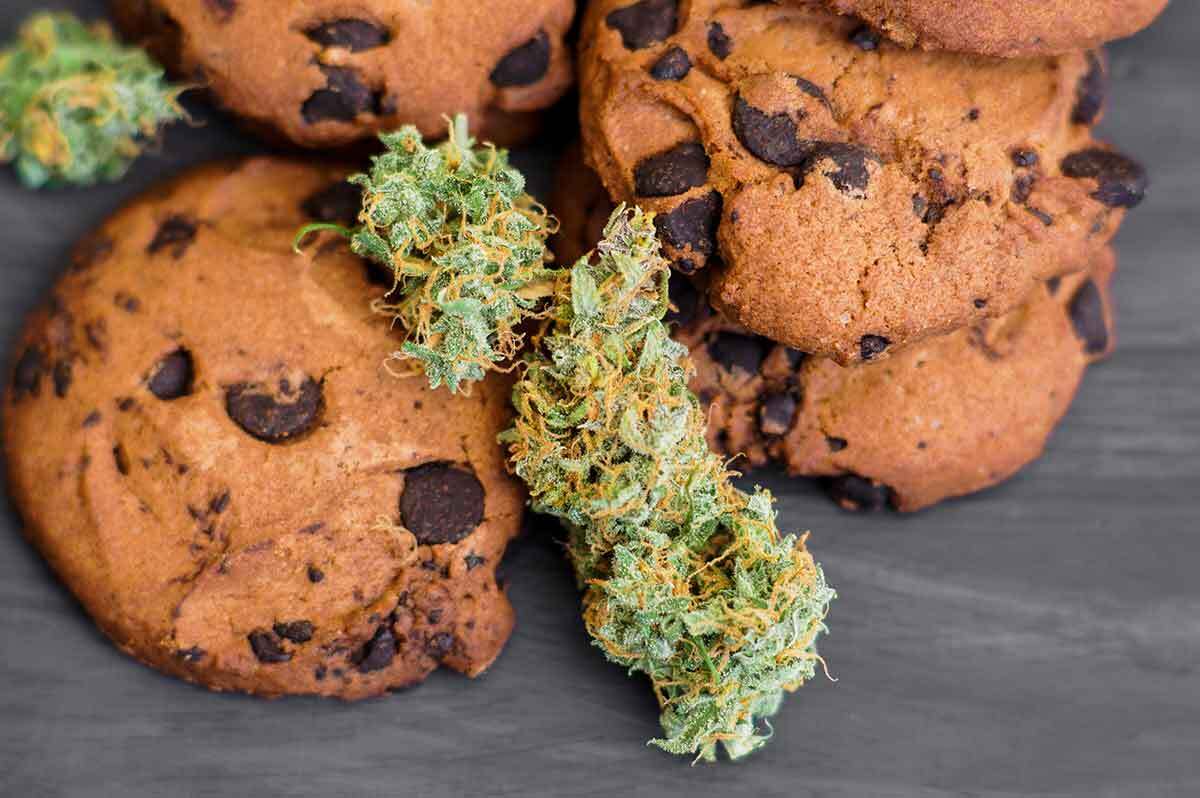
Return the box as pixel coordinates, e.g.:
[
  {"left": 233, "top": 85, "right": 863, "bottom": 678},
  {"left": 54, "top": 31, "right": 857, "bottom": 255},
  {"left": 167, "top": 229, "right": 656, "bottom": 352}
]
[
  {"left": 112, "top": 0, "right": 575, "bottom": 147},
  {"left": 4, "top": 158, "right": 526, "bottom": 697},
  {"left": 580, "top": 0, "right": 1143, "bottom": 365},
  {"left": 817, "top": 0, "right": 1170, "bottom": 58}
]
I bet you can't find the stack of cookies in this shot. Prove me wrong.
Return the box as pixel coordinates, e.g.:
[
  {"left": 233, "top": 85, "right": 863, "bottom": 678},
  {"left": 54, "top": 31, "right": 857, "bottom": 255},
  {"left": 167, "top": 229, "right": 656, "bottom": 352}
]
[{"left": 565, "top": 0, "right": 1156, "bottom": 512}]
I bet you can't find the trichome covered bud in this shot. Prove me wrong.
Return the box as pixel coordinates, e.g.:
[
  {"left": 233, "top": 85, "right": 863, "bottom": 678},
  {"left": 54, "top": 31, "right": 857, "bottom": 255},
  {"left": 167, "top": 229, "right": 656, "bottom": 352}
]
[
  {"left": 298, "top": 115, "right": 557, "bottom": 393},
  {"left": 0, "top": 12, "right": 184, "bottom": 188},
  {"left": 501, "top": 207, "right": 835, "bottom": 761}
]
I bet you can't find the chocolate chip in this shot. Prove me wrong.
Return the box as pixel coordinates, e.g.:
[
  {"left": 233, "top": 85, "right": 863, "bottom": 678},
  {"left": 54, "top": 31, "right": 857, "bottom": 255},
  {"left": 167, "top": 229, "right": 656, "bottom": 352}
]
[
  {"left": 302, "top": 66, "right": 378, "bottom": 123},
  {"left": 355, "top": 625, "right": 396, "bottom": 672},
  {"left": 827, "top": 475, "right": 893, "bottom": 512},
  {"left": 860, "top": 335, "right": 890, "bottom": 361},
  {"left": 707, "top": 22, "right": 732, "bottom": 59},
  {"left": 82, "top": 410, "right": 101, "bottom": 427},
  {"left": 225, "top": 376, "right": 323, "bottom": 443},
  {"left": 793, "top": 76, "right": 832, "bottom": 109},
  {"left": 176, "top": 646, "right": 206, "bottom": 663},
  {"left": 849, "top": 25, "right": 880, "bottom": 51},
  {"left": 1068, "top": 279, "right": 1109, "bottom": 355},
  {"left": 209, "top": 491, "right": 230, "bottom": 514},
  {"left": 650, "top": 46, "right": 691, "bottom": 80},
  {"left": 400, "top": 463, "right": 486, "bottom": 545},
  {"left": 147, "top": 215, "right": 196, "bottom": 258},
  {"left": 205, "top": 0, "right": 236, "bottom": 20},
  {"left": 634, "top": 141, "right": 709, "bottom": 198},
  {"left": 605, "top": 0, "right": 678, "bottom": 50},
  {"left": 115, "top": 292, "right": 141, "bottom": 313},
  {"left": 1012, "top": 173, "right": 1036, "bottom": 204},
  {"left": 665, "top": 275, "right": 700, "bottom": 327},
  {"left": 708, "top": 331, "right": 769, "bottom": 375},
  {"left": 760, "top": 393, "right": 797, "bottom": 436},
  {"left": 1026, "top": 206, "right": 1054, "bottom": 226},
  {"left": 490, "top": 31, "right": 551, "bottom": 87},
  {"left": 314, "top": 665, "right": 327, "bottom": 681},
  {"left": 974, "top": 298, "right": 988, "bottom": 309},
  {"left": 301, "top": 181, "right": 362, "bottom": 225},
  {"left": 826, "top": 436, "right": 848, "bottom": 452},
  {"left": 116, "top": 397, "right": 136, "bottom": 412},
  {"left": 147, "top": 349, "right": 194, "bottom": 400},
  {"left": 113, "top": 445, "right": 130, "bottom": 476},
  {"left": 801, "top": 143, "right": 879, "bottom": 194},
  {"left": 274, "top": 620, "right": 315, "bottom": 644},
  {"left": 307, "top": 564, "right": 325, "bottom": 583},
  {"left": 1046, "top": 276, "right": 1062, "bottom": 295},
  {"left": 426, "top": 632, "right": 455, "bottom": 659},
  {"left": 1072, "top": 51, "right": 1107, "bottom": 126},
  {"left": 1061, "top": 149, "right": 1147, "bottom": 208},
  {"left": 464, "top": 553, "right": 487, "bottom": 570},
  {"left": 248, "top": 630, "right": 292, "bottom": 663},
  {"left": 51, "top": 360, "right": 71, "bottom": 398},
  {"left": 966, "top": 107, "right": 981, "bottom": 122},
  {"left": 305, "top": 19, "right": 390, "bottom": 51},
  {"left": 732, "top": 96, "right": 810, "bottom": 167},
  {"left": 654, "top": 191, "right": 722, "bottom": 260},
  {"left": 1011, "top": 149, "right": 1039, "bottom": 168}
]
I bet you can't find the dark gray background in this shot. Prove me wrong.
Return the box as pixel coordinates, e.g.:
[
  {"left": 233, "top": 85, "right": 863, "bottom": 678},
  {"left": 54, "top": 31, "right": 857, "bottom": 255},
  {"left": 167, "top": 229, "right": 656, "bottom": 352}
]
[{"left": 2, "top": 2, "right": 1198, "bottom": 796}]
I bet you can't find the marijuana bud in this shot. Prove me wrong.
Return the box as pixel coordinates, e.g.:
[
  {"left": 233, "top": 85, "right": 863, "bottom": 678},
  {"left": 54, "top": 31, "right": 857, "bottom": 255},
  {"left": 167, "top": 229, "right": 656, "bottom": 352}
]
[
  {"left": 0, "top": 12, "right": 184, "bottom": 188},
  {"left": 298, "top": 115, "right": 558, "bottom": 393},
  {"left": 502, "top": 207, "right": 835, "bottom": 761}
]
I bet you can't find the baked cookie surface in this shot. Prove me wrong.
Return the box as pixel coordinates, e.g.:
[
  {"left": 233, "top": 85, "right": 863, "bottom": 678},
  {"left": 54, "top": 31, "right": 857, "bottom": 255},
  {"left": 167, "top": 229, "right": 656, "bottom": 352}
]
[
  {"left": 580, "top": 0, "right": 1142, "bottom": 365},
  {"left": 818, "top": 0, "right": 1170, "bottom": 58},
  {"left": 4, "top": 158, "right": 525, "bottom": 698},
  {"left": 112, "top": 0, "right": 575, "bottom": 147}
]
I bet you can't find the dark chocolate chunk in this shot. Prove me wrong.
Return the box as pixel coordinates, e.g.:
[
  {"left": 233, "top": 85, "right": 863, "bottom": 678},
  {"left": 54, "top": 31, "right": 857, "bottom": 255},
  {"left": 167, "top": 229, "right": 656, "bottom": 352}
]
[
  {"left": 966, "top": 107, "right": 981, "bottom": 122},
  {"left": 1061, "top": 149, "right": 1147, "bottom": 208},
  {"left": 176, "top": 646, "right": 206, "bottom": 663},
  {"left": 115, "top": 292, "right": 141, "bottom": 313},
  {"left": 147, "top": 215, "right": 197, "bottom": 258},
  {"left": 426, "top": 632, "right": 455, "bottom": 659},
  {"left": 1068, "top": 279, "right": 1109, "bottom": 355},
  {"left": 634, "top": 141, "right": 709, "bottom": 197},
  {"left": 605, "top": 0, "right": 678, "bottom": 50},
  {"left": 1026, "top": 206, "right": 1054, "bottom": 226},
  {"left": 1012, "top": 173, "right": 1036, "bottom": 204},
  {"left": 707, "top": 22, "right": 732, "bottom": 59},
  {"left": 1011, "top": 149, "right": 1039, "bottom": 168},
  {"left": 112, "top": 445, "right": 130, "bottom": 476},
  {"left": 974, "top": 298, "right": 988, "bottom": 309},
  {"left": 826, "top": 436, "right": 848, "bottom": 453},
  {"left": 302, "top": 66, "right": 378, "bottom": 123},
  {"left": 51, "top": 360, "right": 72, "bottom": 398},
  {"left": 732, "top": 95, "right": 811, "bottom": 167},
  {"left": 301, "top": 181, "right": 362, "bottom": 225},
  {"left": 849, "top": 25, "right": 880, "bottom": 51},
  {"left": 654, "top": 191, "right": 722, "bottom": 259},
  {"left": 248, "top": 630, "right": 292, "bottom": 663},
  {"left": 650, "top": 46, "right": 691, "bottom": 80},
  {"left": 827, "top": 474, "right": 893, "bottom": 512},
  {"left": 209, "top": 491, "right": 230, "bottom": 514},
  {"left": 355, "top": 625, "right": 396, "bottom": 672},
  {"left": 802, "top": 143, "right": 879, "bottom": 194},
  {"left": 708, "top": 331, "right": 769, "bottom": 375},
  {"left": 490, "top": 31, "right": 551, "bottom": 87},
  {"left": 1046, "top": 276, "right": 1062, "bottom": 295},
  {"left": 82, "top": 410, "right": 101, "bottom": 428},
  {"left": 665, "top": 274, "right": 700, "bottom": 327},
  {"left": 305, "top": 19, "right": 390, "bottom": 51},
  {"left": 400, "top": 463, "right": 486, "bottom": 544},
  {"left": 1072, "top": 51, "right": 1107, "bottom": 126},
  {"left": 147, "top": 349, "right": 194, "bottom": 400},
  {"left": 859, "top": 335, "right": 890, "bottom": 361},
  {"left": 204, "top": 0, "right": 236, "bottom": 20},
  {"left": 307, "top": 564, "right": 325, "bottom": 583},
  {"left": 225, "top": 376, "right": 323, "bottom": 443},
  {"left": 273, "top": 620, "right": 315, "bottom": 644},
  {"left": 793, "top": 76, "right": 832, "bottom": 110},
  {"left": 760, "top": 393, "right": 797, "bottom": 436},
  {"left": 464, "top": 553, "right": 487, "bottom": 571}
]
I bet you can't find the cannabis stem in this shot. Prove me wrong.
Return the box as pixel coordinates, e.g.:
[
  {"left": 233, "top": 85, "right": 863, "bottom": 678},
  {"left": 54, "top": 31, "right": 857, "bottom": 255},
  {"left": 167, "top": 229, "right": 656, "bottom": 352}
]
[
  {"left": 502, "top": 207, "right": 835, "bottom": 761},
  {"left": 0, "top": 12, "right": 184, "bottom": 187}
]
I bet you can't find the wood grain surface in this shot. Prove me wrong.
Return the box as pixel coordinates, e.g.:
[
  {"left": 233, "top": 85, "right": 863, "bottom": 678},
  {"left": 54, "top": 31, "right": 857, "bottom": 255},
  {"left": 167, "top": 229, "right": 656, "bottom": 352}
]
[{"left": 1, "top": 2, "right": 1197, "bottom": 796}]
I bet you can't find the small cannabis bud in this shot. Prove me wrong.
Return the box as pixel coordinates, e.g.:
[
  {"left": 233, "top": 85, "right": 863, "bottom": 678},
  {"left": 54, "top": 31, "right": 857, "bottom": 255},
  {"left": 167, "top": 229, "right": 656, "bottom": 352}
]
[
  {"left": 298, "top": 115, "right": 557, "bottom": 393},
  {"left": 502, "top": 207, "right": 835, "bottom": 761},
  {"left": 0, "top": 12, "right": 184, "bottom": 188}
]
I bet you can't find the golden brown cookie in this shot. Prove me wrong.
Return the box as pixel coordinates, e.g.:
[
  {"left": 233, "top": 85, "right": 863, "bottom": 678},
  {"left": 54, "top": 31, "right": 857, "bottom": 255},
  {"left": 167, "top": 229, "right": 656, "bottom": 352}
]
[
  {"left": 579, "top": 0, "right": 1143, "bottom": 365},
  {"left": 112, "top": 0, "right": 575, "bottom": 147},
  {"left": 817, "top": 0, "right": 1170, "bottom": 58},
  {"left": 3, "top": 158, "right": 526, "bottom": 697},
  {"left": 677, "top": 252, "right": 1117, "bottom": 512}
]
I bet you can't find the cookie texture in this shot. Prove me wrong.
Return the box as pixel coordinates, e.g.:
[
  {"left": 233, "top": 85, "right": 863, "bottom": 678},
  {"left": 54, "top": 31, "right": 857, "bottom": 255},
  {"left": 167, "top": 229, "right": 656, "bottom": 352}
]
[
  {"left": 818, "top": 0, "right": 1170, "bottom": 58},
  {"left": 579, "top": 0, "right": 1142, "bottom": 365},
  {"left": 3, "top": 159, "right": 526, "bottom": 697},
  {"left": 112, "top": 0, "right": 575, "bottom": 147}
]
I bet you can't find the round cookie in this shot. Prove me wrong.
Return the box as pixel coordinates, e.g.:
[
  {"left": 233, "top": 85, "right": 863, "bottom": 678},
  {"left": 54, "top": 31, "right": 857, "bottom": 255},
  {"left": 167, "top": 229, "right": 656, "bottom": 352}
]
[
  {"left": 579, "top": 0, "right": 1143, "bottom": 365},
  {"left": 3, "top": 158, "right": 526, "bottom": 698},
  {"left": 676, "top": 251, "right": 1117, "bottom": 512},
  {"left": 112, "top": 0, "right": 575, "bottom": 148},
  {"left": 816, "top": 0, "right": 1170, "bottom": 58}
]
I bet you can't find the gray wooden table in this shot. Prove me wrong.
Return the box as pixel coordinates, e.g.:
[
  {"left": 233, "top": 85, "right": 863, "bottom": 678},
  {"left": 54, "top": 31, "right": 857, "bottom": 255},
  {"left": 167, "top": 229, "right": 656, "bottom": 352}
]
[{"left": 2, "top": 2, "right": 1198, "bottom": 796}]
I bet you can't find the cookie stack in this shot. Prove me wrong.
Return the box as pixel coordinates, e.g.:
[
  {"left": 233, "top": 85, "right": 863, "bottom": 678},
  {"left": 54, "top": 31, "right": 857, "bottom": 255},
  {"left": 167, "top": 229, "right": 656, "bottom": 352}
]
[{"left": 568, "top": 0, "right": 1156, "bottom": 511}]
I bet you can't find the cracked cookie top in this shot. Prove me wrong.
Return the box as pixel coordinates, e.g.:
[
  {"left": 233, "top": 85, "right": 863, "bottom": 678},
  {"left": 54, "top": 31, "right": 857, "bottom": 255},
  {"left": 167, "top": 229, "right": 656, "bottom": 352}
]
[
  {"left": 579, "top": 0, "right": 1143, "bottom": 364},
  {"left": 3, "top": 158, "right": 525, "bottom": 698},
  {"left": 112, "top": 0, "right": 575, "bottom": 147}
]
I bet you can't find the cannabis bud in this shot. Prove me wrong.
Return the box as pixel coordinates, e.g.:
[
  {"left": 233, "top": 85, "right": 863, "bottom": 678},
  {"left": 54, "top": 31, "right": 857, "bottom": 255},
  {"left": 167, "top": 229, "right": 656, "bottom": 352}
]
[
  {"left": 502, "top": 207, "right": 835, "bottom": 761},
  {"left": 0, "top": 12, "right": 184, "bottom": 188},
  {"left": 297, "top": 115, "right": 557, "bottom": 393}
]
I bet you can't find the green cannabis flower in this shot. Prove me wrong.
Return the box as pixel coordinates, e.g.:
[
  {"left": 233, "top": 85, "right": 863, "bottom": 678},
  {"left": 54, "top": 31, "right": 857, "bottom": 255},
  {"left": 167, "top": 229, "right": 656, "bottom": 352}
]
[
  {"left": 0, "top": 12, "right": 184, "bottom": 188},
  {"left": 501, "top": 207, "right": 835, "bottom": 761},
  {"left": 299, "top": 115, "right": 557, "bottom": 393}
]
